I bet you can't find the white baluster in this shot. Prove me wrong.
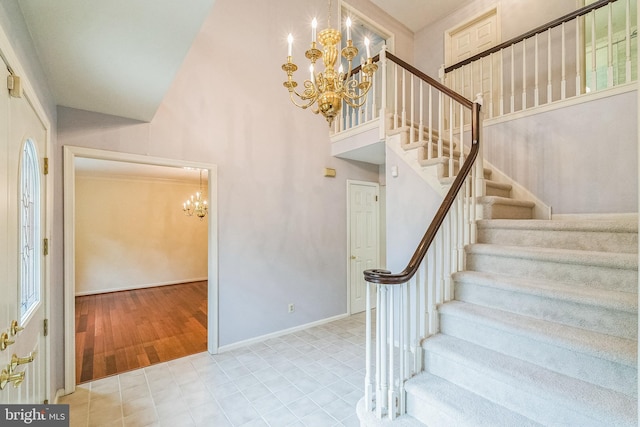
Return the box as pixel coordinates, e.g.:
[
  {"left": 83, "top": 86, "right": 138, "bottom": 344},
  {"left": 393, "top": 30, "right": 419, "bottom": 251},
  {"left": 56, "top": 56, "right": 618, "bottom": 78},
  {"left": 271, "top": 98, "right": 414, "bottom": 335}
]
[
  {"left": 365, "top": 282, "right": 373, "bottom": 411},
  {"left": 590, "top": 11, "right": 597, "bottom": 90},
  {"left": 625, "top": 0, "right": 631, "bottom": 83},
  {"left": 419, "top": 81, "right": 424, "bottom": 143},
  {"left": 379, "top": 46, "right": 387, "bottom": 140},
  {"left": 376, "top": 285, "right": 385, "bottom": 418},
  {"left": 500, "top": 49, "right": 505, "bottom": 116},
  {"left": 534, "top": 33, "right": 539, "bottom": 107},
  {"left": 393, "top": 63, "right": 399, "bottom": 130},
  {"left": 449, "top": 101, "right": 454, "bottom": 177},
  {"left": 410, "top": 75, "right": 415, "bottom": 143},
  {"left": 522, "top": 39, "right": 527, "bottom": 110},
  {"left": 428, "top": 86, "right": 433, "bottom": 159},
  {"left": 561, "top": 23, "right": 567, "bottom": 99},
  {"left": 438, "top": 92, "right": 443, "bottom": 158},
  {"left": 510, "top": 45, "right": 515, "bottom": 113},
  {"left": 548, "top": 28, "right": 553, "bottom": 102},
  {"left": 388, "top": 286, "right": 396, "bottom": 420},
  {"left": 401, "top": 69, "right": 407, "bottom": 128},
  {"left": 489, "top": 53, "right": 494, "bottom": 118},
  {"left": 607, "top": 3, "right": 614, "bottom": 87}
]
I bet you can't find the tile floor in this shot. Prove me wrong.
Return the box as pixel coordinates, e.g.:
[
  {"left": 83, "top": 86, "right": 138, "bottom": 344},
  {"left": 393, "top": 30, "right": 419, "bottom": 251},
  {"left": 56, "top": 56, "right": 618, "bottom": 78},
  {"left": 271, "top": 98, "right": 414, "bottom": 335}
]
[{"left": 59, "top": 313, "right": 367, "bottom": 427}]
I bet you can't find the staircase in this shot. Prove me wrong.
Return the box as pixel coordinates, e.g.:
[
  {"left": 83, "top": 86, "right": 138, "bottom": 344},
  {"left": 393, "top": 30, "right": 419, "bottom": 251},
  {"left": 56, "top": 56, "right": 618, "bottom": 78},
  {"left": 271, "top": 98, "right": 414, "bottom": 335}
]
[{"left": 360, "top": 124, "right": 639, "bottom": 425}]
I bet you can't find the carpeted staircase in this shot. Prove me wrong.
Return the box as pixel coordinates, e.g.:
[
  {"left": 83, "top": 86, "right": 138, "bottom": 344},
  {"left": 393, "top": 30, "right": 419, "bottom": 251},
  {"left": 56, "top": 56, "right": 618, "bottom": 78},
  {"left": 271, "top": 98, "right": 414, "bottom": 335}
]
[
  {"left": 408, "top": 217, "right": 638, "bottom": 426},
  {"left": 360, "top": 124, "right": 638, "bottom": 426}
]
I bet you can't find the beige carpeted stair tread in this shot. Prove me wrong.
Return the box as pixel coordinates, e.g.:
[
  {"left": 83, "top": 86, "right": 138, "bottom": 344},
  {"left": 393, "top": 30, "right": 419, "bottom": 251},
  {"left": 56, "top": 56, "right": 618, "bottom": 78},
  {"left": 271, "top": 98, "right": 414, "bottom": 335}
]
[
  {"left": 467, "top": 243, "right": 638, "bottom": 270},
  {"left": 439, "top": 300, "right": 637, "bottom": 367},
  {"left": 405, "top": 373, "right": 543, "bottom": 427},
  {"left": 423, "top": 334, "right": 637, "bottom": 426},
  {"left": 453, "top": 270, "right": 637, "bottom": 312}
]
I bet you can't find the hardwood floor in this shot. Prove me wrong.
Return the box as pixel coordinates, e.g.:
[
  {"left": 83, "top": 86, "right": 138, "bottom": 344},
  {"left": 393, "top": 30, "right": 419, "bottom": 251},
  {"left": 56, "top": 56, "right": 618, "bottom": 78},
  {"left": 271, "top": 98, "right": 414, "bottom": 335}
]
[{"left": 75, "top": 281, "right": 208, "bottom": 384}]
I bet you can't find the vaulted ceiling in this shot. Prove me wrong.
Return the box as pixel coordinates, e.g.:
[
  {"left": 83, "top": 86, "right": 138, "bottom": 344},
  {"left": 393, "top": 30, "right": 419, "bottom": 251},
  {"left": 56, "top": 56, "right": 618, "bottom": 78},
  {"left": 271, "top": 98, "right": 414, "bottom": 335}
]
[{"left": 17, "top": 0, "right": 470, "bottom": 122}]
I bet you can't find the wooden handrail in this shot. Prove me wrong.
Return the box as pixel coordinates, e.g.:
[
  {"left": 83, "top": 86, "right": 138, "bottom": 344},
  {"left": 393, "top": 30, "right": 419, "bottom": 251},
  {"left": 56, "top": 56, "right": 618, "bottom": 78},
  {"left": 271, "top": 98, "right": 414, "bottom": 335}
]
[
  {"left": 349, "top": 52, "right": 473, "bottom": 109},
  {"left": 363, "top": 82, "right": 481, "bottom": 285},
  {"left": 444, "top": 0, "right": 617, "bottom": 73}
]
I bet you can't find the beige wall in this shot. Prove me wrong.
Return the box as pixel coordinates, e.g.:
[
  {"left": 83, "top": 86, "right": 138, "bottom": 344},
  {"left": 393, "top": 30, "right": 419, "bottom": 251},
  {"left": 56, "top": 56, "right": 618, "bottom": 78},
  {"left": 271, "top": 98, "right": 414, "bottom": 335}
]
[{"left": 75, "top": 175, "right": 208, "bottom": 295}]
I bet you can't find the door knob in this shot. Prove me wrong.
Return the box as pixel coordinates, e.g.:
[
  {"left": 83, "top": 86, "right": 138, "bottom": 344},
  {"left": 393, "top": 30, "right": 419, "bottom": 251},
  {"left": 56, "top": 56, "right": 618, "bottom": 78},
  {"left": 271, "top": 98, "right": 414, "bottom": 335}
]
[
  {"left": 351, "top": 255, "right": 357, "bottom": 259},
  {"left": 10, "top": 320, "right": 24, "bottom": 336},
  {"left": 0, "top": 368, "right": 25, "bottom": 390},
  {"left": 10, "top": 352, "right": 35, "bottom": 372},
  {"left": 0, "top": 333, "right": 15, "bottom": 351}
]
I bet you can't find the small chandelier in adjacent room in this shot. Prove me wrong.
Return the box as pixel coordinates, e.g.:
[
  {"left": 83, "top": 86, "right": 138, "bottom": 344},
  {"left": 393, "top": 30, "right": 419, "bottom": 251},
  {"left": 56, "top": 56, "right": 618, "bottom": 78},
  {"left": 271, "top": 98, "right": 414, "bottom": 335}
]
[
  {"left": 282, "top": 0, "right": 377, "bottom": 126},
  {"left": 182, "top": 169, "right": 208, "bottom": 219}
]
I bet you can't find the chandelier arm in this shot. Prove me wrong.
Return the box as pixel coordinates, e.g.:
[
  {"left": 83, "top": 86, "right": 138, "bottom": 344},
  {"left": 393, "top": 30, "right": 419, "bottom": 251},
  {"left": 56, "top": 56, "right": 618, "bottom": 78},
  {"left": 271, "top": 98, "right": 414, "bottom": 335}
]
[{"left": 288, "top": 90, "right": 319, "bottom": 109}]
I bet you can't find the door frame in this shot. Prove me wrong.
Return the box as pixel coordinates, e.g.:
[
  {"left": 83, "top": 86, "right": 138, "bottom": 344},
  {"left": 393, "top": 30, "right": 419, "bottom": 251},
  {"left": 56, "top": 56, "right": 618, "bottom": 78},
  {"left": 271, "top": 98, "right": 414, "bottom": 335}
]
[
  {"left": 0, "top": 23, "right": 52, "bottom": 403},
  {"left": 346, "top": 180, "right": 380, "bottom": 315},
  {"left": 63, "top": 146, "right": 218, "bottom": 394},
  {"left": 444, "top": 5, "right": 502, "bottom": 67}
]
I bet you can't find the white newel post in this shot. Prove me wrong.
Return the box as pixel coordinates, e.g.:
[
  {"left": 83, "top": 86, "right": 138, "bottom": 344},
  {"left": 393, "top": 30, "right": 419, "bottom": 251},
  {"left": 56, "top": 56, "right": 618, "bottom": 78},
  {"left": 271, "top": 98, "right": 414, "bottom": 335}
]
[
  {"left": 379, "top": 45, "right": 387, "bottom": 141},
  {"left": 364, "top": 282, "right": 373, "bottom": 411}
]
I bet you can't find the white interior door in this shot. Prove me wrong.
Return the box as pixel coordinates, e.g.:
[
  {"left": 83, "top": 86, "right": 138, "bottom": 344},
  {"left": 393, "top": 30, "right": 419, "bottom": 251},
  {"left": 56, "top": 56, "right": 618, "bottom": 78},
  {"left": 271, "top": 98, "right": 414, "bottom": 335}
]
[
  {"left": 445, "top": 8, "right": 500, "bottom": 117},
  {"left": 0, "top": 65, "right": 48, "bottom": 403},
  {"left": 348, "top": 181, "right": 379, "bottom": 314}
]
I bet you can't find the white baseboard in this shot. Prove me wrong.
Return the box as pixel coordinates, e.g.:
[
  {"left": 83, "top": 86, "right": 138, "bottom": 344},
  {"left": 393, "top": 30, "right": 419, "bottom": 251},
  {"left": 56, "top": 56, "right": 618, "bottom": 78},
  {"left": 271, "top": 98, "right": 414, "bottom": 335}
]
[
  {"left": 54, "top": 388, "right": 66, "bottom": 402},
  {"left": 75, "top": 277, "right": 208, "bottom": 296},
  {"left": 218, "top": 313, "right": 350, "bottom": 353}
]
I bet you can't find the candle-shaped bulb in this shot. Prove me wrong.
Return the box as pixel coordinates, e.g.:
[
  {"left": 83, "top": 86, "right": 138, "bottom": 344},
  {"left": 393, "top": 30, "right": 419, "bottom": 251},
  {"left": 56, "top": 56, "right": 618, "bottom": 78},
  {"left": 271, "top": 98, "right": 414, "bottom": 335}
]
[
  {"left": 346, "top": 17, "right": 352, "bottom": 41},
  {"left": 339, "top": 64, "right": 344, "bottom": 74},
  {"left": 311, "top": 18, "right": 317, "bottom": 42},
  {"left": 364, "top": 36, "right": 371, "bottom": 58},
  {"left": 287, "top": 33, "right": 293, "bottom": 57}
]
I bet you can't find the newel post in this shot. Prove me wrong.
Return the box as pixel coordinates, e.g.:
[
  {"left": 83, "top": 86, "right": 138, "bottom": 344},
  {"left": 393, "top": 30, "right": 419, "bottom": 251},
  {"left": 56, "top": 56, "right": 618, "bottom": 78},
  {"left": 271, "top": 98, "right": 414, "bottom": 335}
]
[{"left": 378, "top": 45, "right": 388, "bottom": 141}]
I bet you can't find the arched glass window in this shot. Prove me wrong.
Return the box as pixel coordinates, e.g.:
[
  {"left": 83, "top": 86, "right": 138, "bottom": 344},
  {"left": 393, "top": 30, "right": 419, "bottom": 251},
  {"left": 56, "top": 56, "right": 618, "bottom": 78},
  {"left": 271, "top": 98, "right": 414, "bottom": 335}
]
[{"left": 20, "top": 139, "right": 41, "bottom": 322}]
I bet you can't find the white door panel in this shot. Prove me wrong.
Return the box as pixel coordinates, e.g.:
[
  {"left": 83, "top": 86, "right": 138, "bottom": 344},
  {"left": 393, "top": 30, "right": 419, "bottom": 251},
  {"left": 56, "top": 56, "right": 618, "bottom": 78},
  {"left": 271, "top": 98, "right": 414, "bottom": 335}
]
[
  {"left": 349, "top": 182, "right": 379, "bottom": 314},
  {"left": 0, "top": 64, "right": 48, "bottom": 404}
]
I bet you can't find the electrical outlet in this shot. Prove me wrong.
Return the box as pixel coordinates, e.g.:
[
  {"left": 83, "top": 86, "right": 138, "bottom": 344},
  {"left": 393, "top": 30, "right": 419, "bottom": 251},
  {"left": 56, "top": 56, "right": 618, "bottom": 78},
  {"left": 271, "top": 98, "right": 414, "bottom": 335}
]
[{"left": 288, "top": 303, "right": 295, "bottom": 313}]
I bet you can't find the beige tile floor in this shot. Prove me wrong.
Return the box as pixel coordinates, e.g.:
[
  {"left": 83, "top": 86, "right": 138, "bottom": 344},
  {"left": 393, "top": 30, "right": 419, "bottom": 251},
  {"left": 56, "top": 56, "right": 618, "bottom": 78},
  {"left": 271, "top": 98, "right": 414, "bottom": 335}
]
[{"left": 59, "top": 313, "right": 367, "bottom": 427}]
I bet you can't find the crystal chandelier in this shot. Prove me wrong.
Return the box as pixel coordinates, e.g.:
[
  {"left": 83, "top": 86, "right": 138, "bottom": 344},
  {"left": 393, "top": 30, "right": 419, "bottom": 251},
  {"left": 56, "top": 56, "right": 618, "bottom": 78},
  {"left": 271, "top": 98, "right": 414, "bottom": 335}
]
[
  {"left": 282, "top": 1, "right": 378, "bottom": 126},
  {"left": 182, "top": 170, "right": 208, "bottom": 219}
]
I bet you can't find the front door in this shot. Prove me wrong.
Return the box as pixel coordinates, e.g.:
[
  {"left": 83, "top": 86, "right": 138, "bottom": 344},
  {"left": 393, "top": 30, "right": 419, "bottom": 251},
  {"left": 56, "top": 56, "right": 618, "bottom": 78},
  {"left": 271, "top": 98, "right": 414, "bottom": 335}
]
[
  {"left": 348, "top": 182, "right": 379, "bottom": 314},
  {"left": 0, "top": 64, "right": 48, "bottom": 404}
]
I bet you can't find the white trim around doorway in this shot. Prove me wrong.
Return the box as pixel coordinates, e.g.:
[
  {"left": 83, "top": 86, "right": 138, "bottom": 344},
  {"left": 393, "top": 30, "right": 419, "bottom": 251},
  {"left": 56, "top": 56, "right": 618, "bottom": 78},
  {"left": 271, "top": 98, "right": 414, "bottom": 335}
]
[{"left": 62, "top": 145, "right": 219, "bottom": 394}]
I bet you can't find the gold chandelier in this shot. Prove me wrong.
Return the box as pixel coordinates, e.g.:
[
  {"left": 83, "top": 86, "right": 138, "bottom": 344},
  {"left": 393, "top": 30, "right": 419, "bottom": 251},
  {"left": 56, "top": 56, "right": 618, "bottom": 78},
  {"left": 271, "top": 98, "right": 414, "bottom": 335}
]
[
  {"left": 182, "top": 170, "right": 208, "bottom": 219},
  {"left": 282, "top": 1, "right": 377, "bottom": 126}
]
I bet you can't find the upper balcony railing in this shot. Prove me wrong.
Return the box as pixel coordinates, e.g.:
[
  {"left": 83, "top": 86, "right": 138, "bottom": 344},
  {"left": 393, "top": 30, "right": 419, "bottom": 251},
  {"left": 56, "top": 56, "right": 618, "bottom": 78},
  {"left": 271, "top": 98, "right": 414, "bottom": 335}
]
[{"left": 442, "top": 0, "right": 636, "bottom": 120}]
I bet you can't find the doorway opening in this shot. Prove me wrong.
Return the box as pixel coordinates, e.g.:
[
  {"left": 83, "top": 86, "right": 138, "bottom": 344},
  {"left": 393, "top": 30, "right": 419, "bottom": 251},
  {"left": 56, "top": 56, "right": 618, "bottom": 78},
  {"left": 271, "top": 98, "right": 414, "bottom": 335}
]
[{"left": 63, "top": 146, "right": 218, "bottom": 392}]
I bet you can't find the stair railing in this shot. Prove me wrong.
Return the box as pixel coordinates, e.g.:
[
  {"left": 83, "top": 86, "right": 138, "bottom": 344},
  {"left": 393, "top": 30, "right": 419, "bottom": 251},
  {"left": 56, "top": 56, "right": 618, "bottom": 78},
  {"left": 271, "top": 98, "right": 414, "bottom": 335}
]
[
  {"left": 354, "top": 48, "right": 483, "bottom": 420},
  {"left": 441, "top": 0, "right": 636, "bottom": 119}
]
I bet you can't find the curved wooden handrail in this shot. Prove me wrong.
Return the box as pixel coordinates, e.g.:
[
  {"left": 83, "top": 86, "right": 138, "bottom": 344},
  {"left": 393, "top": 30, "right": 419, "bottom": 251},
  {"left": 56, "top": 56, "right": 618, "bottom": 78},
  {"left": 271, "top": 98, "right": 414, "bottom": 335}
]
[
  {"left": 364, "top": 101, "right": 481, "bottom": 285},
  {"left": 444, "top": 0, "right": 616, "bottom": 73}
]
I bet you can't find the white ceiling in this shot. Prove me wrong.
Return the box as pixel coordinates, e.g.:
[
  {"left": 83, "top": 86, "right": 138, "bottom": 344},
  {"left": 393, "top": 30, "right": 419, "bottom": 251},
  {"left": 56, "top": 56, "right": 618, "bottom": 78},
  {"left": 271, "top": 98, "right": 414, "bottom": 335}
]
[
  {"left": 17, "top": 0, "right": 216, "bottom": 122},
  {"left": 370, "top": 0, "right": 473, "bottom": 32}
]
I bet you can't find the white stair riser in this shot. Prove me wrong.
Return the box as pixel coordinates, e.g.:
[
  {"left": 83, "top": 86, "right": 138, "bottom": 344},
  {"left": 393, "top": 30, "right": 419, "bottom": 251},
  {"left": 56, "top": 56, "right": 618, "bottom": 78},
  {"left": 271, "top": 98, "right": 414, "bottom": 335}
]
[
  {"left": 466, "top": 253, "right": 637, "bottom": 292},
  {"left": 477, "top": 228, "right": 638, "bottom": 253},
  {"left": 439, "top": 312, "right": 637, "bottom": 396},
  {"left": 424, "top": 350, "right": 613, "bottom": 426},
  {"left": 454, "top": 281, "right": 637, "bottom": 339}
]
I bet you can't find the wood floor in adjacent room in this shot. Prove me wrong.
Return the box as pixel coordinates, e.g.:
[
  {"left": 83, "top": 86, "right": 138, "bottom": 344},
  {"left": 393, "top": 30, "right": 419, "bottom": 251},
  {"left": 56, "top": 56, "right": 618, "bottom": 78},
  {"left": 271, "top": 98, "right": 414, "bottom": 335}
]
[{"left": 75, "top": 281, "right": 208, "bottom": 384}]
